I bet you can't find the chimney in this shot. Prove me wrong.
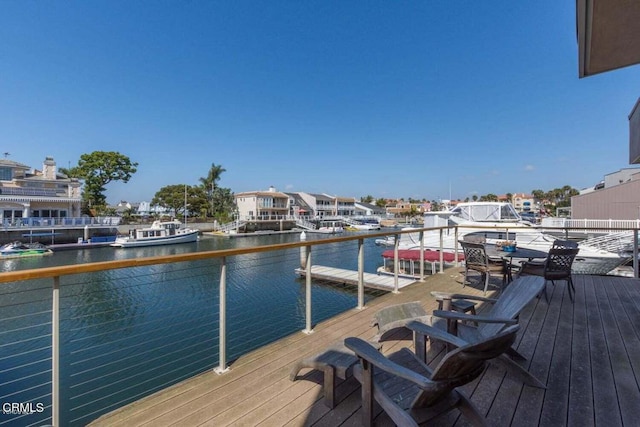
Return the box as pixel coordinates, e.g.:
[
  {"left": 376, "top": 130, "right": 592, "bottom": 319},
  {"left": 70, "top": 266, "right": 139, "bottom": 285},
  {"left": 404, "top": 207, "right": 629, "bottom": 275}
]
[{"left": 43, "top": 157, "right": 57, "bottom": 180}]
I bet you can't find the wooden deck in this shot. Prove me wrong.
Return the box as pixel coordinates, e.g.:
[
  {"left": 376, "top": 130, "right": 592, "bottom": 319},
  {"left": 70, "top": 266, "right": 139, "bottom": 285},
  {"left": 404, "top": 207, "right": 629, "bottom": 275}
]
[{"left": 90, "top": 268, "right": 640, "bottom": 426}]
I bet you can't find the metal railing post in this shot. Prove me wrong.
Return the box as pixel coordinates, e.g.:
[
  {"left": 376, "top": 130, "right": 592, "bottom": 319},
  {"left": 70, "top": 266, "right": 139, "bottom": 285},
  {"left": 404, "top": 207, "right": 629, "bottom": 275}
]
[
  {"left": 393, "top": 234, "right": 400, "bottom": 293},
  {"left": 304, "top": 246, "right": 313, "bottom": 333},
  {"left": 635, "top": 229, "right": 639, "bottom": 279},
  {"left": 215, "top": 256, "right": 229, "bottom": 374},
  {"left": 438, "top": 229, "right": 444, "bottom": 273},
  {"left": 52, "top": 276, "right": 60, "bottom": 427},
  {"left": 454, "top": 227, "right": 460, "bottom": 265},
  {"left": 357, "top": 238, "right": 364, "bottom": 309},
  {"left": 419, "top": 231, "right": 425, "bottom": 281}
]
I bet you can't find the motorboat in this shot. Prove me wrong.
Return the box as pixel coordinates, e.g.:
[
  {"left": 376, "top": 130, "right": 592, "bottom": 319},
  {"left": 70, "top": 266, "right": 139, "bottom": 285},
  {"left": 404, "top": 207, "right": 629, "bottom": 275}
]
[
  {"left": 343, "top": 217, "right": 381, "bottom": 231},
  {"left": 374, "top": 236, "right": 395, "bottom": 246},
  {"left": 351, "top": 221, "right": 381, "bottom": 231},
  {"left": 111, "top": 220, "right": 199, "bottom": 248},
  {"left": 315, "top": 221, "right": 344, "bottom": 234},
  {"left": 0, "top": 241, "right": 53, "bottom": 258},
  {"left": 397, "top": 202, "right": 630, "bottom": 275}
]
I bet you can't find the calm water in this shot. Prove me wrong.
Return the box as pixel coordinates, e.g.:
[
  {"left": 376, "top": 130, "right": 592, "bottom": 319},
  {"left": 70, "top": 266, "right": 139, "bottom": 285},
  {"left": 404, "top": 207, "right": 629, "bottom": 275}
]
[{"left": 0, "top": 232, "right": 387, "bottom": 426}]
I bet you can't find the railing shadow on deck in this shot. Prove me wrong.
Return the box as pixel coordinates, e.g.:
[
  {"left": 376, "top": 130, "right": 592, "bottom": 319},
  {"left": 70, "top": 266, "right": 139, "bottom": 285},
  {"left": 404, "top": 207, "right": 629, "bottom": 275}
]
[{"left": 0, "top": 223, "right": 638, "bottom": 426}]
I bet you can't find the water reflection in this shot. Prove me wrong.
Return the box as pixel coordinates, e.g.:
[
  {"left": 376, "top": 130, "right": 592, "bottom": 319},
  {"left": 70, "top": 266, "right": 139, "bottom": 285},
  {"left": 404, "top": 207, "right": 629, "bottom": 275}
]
[{"left": 1, "top": 232, "right": 387, "bottom": 426}]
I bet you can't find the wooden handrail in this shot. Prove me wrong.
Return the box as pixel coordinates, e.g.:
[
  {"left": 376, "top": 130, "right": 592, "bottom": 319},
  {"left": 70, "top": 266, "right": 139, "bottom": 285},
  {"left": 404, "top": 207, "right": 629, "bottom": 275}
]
[{"left": 2, "top": 223, "right": 638, "bottom": 284}]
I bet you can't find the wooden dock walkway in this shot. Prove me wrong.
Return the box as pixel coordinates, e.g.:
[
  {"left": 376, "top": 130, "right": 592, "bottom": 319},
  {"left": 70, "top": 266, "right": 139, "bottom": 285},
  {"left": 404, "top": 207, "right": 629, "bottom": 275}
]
[
  {"left": 294, "top": 265, "right": 417, "bottom": 291},
  {"left": 90, "top": 268, "right": 640, "bottom": 426}
]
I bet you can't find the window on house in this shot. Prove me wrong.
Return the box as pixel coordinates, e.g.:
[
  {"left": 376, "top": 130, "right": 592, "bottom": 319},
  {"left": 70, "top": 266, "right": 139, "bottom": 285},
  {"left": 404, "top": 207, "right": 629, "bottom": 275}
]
[{"left": 0, "top": 167, "right": 12, "bottom": 181}]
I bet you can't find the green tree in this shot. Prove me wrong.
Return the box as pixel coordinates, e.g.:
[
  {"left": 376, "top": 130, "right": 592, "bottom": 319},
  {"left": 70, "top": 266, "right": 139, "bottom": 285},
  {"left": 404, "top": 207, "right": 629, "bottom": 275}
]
[
  {"left": 480, "top": 193, "right": 498, "bottom": 202},
  {"left": 375, "top": 198, "right": 387, "bottom": 208},
  {"left": 61, "top": 151, "right": 138, "bottom": 212},
  {"left": 152, "top": 185, "right": 207, "bottom": 219},
  {"left": 360, "top": 195, "right": 374, "bottom": 203},
  {"left": 210, "top": 187, "right": 236, "bottom": 222},
  {"left": 199, "top": 163, "right": 227, "bottom": 217}
]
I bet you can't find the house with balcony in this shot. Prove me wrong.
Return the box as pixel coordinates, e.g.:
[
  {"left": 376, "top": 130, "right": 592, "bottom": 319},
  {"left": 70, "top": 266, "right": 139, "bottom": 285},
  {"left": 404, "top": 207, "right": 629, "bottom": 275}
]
[
  {"left": 354, "top": 201, "right": 386, "bottom": 217},
  {"left": 284, "top": 192, "right": 313, "bottom": 218},
  {"left": 0, "top": 157, "right": 82, "bottom": 225},
  {"left": 334, "top": 196, "right": 356, "bottom": 216},
  {"left": 385, "top": 200, "right": 430, "bottom": 217},
  {"left": 235, "top": 186, "right": 290, "bottom": 220},
  {"left": 511, "top": 193, "right": 536, "bottom": 213},
  {"left": 294, "top": 193, "right": 332, "bottom": 218}
]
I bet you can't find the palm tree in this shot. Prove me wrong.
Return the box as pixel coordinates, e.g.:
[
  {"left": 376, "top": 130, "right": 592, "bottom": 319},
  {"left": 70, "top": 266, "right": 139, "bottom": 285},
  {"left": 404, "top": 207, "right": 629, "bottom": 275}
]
[
  {"left": 199, "top": 163, "right": 227, "bottom": 217},
  {"left": 199, "top": 163, "right": 226, "bottom": 192}
]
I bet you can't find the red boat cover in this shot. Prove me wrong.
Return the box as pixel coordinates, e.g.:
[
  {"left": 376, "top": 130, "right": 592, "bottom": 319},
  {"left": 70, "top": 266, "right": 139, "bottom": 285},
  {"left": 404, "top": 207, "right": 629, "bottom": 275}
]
[{"left": 381, "top": 249, "right": 463, "bottom": 262}]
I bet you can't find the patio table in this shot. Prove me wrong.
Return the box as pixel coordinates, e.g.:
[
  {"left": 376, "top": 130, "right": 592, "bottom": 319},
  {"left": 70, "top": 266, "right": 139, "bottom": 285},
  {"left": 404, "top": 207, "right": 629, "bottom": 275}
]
[
  {"left": 485, "top": 245, "right": 549, "bottom": 261},
  {"left": 485, "top": 245, "right": 548, "bottom": 279}
]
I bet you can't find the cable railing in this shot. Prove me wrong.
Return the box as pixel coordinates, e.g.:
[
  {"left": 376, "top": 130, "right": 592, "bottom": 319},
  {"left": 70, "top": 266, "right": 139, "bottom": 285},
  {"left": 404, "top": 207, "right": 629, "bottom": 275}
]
[{"left": 0, "top": 224, "right": 638, "bottom": 426}]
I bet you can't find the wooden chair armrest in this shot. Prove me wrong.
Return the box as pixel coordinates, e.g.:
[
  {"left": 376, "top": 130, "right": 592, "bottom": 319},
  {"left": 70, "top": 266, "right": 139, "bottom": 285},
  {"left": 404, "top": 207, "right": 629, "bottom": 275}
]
[
  {"left": 430, "top": 291, "right": 497, "bottom": 304},
  {"left": 344, "top": 337, "right": 432, "bottom": 388},
  {"left": 432, "top": 310, "right": 518, "bottom": 325},
  {"left": 406, "top": 320, "right": 468, "bottom": 347}
]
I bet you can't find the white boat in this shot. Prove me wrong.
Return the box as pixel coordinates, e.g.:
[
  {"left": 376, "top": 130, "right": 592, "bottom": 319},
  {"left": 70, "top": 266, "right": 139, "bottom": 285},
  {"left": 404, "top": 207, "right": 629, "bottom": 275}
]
[
  {"left": 0, "top": 241, "right": 53, "bottom": 258},
  {"left": 351, "top": 221, "right": 381, "bottom": 230},
  {"left": 316, "top": 221, "right": 344, "bottom": 234},
  {"left": 397, "top": 202, "right": 630, "bottom": 275},
  {"left": 374, "top": 236, "right": 395, "bottom": 246},
  {"left": 111, "top": 220, "right": 199, "bottom": 248}
]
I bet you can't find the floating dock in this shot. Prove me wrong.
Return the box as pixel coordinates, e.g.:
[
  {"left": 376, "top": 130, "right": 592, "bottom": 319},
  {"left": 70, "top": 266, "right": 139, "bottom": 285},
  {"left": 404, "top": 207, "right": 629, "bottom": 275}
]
[{"left": 294, "top": 265, "right": 417, "bottom": 291}]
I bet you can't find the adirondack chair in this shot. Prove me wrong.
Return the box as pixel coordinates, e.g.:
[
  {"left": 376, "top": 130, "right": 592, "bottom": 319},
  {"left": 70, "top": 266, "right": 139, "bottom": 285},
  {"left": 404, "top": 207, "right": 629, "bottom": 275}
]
[
  {"left": 371, "top": 275, "right": 547, "bottom": 388},
  {"left": 345, "top": 322, "right": 520, "bottom": 427}
]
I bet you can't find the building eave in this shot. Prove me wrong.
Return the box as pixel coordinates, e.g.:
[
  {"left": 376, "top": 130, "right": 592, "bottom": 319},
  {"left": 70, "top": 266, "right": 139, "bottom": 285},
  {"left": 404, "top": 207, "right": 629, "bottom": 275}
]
[{"left": 577, "top": 0, "right": 640, "bottom": 77}]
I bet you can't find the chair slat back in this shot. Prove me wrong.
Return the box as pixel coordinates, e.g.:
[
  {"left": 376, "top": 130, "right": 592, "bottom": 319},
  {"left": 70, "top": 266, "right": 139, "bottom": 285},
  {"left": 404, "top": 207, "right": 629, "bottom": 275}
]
[
  {"left": 551, "top": 239, "right": 578, "bottom": 249},
  {"left": 459, "top": 241, "right": 489, "bottom": 267},
  {"left": 415, "top": 325, "right": 519, "bottom": 406},
  {"left": 477, "top": 276, "right": 545, "bottom": 337},
  {"left": 545, "top": 248, "right": 579, "bottom": 275}
]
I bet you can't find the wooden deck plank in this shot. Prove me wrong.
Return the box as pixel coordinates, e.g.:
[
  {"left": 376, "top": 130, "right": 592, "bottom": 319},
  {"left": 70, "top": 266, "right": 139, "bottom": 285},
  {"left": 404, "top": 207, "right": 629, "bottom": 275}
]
[
  {"left": 89, "top": 272, "right": 640, "bottom": 427},
  {"left": 601, "top": 276, "right": 640, "bottom": 424},
  {"left": 539, "top": 281, "right": 573, "bottom": 425},
  {"left": 568, "top": 272, "right": 595, "bottom": 427},
  {"left": 589, "top": 275, "right": 623, "bottom": 427}
]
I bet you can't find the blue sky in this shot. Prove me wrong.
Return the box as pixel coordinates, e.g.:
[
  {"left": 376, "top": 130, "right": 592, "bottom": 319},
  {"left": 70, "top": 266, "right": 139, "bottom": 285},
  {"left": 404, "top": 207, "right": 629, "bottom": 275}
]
[{"left": 1, "top": 1, "right": 639, "bottom": 204}]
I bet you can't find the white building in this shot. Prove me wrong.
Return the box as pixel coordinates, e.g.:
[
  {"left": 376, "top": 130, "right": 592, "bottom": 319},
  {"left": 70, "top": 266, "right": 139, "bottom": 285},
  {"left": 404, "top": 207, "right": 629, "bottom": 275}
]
[
  {"left": 235, "top": 186, "right": 290, "bottom": 220},
  {"left": 0, "top": 157, "right": 82, "bottom": 224}
]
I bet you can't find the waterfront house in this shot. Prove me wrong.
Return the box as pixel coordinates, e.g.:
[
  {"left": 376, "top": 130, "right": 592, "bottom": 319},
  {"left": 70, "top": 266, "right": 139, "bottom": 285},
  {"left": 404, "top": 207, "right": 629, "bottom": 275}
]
[
  {"left": 0, "top": 157, "right": 82, "bottom": 226},
  {"left": 334, "top": 196, "right": 356, "bottom": 216},
  {"left": 297, "top": 193, "right": 335, "bottom": 217},
  {"left": 353, "top": 201, "right": 385, "bottom": 217},
  {"left": 285, "top": 192, "right": 313, "bottom": 218},
  {"left": 511, "top": 193, "right": 536, "bottom": 213},
  {"left": 235, "top": 186, "right": 290, "bottom": 220},
  {"left": 385, "top": 200, "right": 429, "bottom": 218}
]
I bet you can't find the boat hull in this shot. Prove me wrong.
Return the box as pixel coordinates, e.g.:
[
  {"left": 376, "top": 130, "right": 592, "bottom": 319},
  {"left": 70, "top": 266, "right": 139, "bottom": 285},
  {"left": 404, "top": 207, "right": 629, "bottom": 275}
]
[
  {"left": 0, "top": 249, "right": 53, "bottom": 259},
  {"left": 111, "top": 231, "right": 199, "bottom": 248}
]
